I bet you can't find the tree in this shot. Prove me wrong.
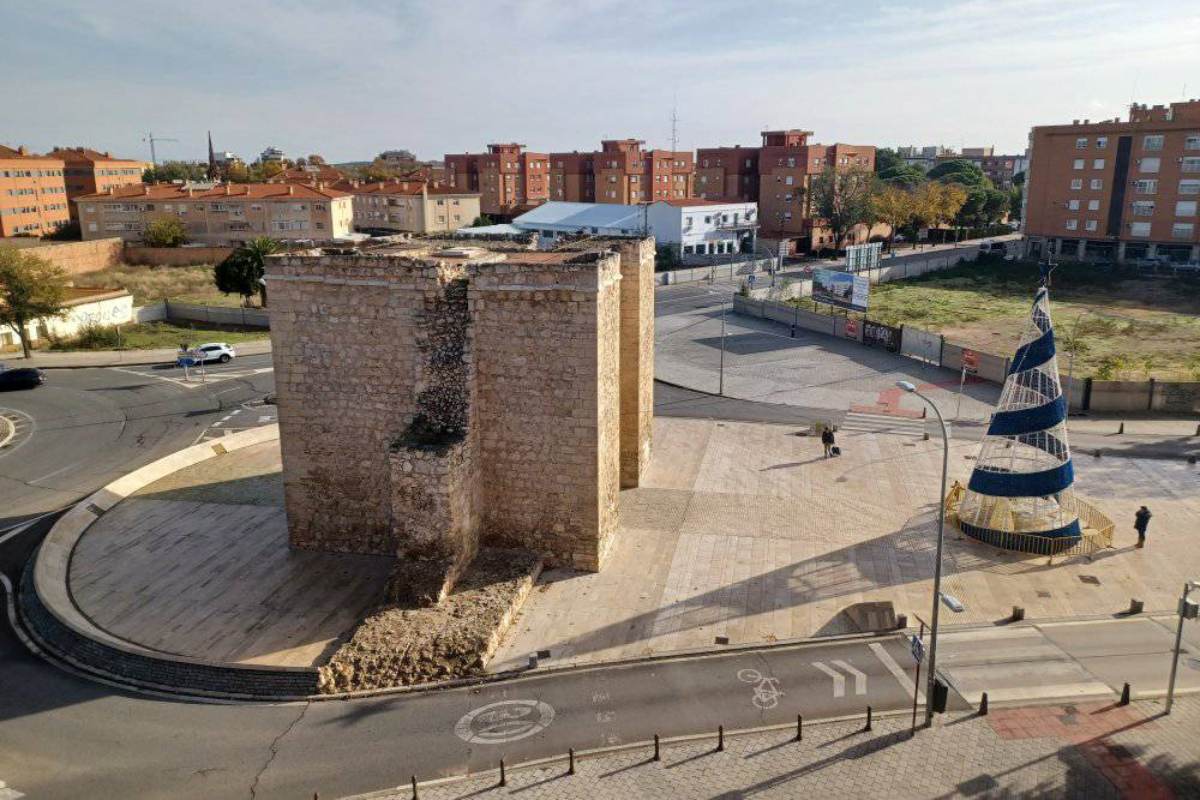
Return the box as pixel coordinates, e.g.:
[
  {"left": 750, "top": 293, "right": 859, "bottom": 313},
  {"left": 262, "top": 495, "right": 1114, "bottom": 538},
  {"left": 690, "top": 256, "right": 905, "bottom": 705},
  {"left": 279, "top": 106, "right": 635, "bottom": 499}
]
[
  {"left": 214, "top": 237, "right": 280, "bottom": 307},
  {"left": 810, "top": 166, "right": 876, "bottom": 251},
  {"left": 470, "top": 214, "right": 494, "bottom": 227},
  {"left": 142, "top": 216, "right": 188, "bottom": 247},
  {"left": 875, "top": 148, "right": 927, "bottom": 189},
  {"left": 0, "top": 249, "right": 69, "bottom": 358},
  {"left": 870, "top": 185, "right": 915, "bottom": 251},
  {"left": 1007, "top": 186, "right": 1024, "bottom": 221},
  {"left": 927, "top": 158, "right": 989, "bottom": 188},
  {"left": 143, "top": 160, "right": 208, "bottom": 184}
]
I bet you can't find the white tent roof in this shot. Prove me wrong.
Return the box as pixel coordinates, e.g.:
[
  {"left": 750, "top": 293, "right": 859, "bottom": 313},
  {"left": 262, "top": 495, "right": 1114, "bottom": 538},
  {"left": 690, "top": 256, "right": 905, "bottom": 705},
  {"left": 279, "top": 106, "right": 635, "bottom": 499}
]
[
  {"left": 513, "top": 201, "right": 644, "bottom": 233},
  {"left": 456, "top": 223, "right": 524, "bottom": 236}
]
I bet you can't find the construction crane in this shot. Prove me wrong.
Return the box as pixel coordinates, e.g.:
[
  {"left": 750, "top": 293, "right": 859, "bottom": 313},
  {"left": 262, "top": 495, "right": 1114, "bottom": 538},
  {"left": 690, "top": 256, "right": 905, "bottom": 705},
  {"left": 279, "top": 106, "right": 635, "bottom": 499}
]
[{"left": 142, "top": 130, "right": 179, "bottom": 166}]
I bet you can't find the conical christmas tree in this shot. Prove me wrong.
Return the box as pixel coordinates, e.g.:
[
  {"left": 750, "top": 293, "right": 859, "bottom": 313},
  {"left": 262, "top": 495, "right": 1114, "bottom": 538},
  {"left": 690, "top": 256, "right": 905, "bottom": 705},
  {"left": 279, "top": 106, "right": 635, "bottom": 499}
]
[{"left": 957, "top": 282, "right": 1081, "bottom": 552}]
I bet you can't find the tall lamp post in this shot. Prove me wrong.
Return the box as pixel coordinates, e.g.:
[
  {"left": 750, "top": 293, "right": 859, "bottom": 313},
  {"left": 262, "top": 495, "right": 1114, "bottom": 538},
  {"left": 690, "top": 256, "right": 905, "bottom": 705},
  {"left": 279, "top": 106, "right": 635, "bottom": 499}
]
[
  {"left": 898, "top": 380, "right": 949, "bottom": 727},
  {"left": 1166, "top": 579, "right": 1200, "bottom": 714}
]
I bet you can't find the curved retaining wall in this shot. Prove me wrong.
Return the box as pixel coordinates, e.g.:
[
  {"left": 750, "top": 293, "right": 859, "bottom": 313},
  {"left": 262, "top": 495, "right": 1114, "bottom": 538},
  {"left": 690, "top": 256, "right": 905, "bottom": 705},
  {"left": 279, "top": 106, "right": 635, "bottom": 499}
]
[{"left": 24, "top": 423, "right": 321, "bottom": 700}]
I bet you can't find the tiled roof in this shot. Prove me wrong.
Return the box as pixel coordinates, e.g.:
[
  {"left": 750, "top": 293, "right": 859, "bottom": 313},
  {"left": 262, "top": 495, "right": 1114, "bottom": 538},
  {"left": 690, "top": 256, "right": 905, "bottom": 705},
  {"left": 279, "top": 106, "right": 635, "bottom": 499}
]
[
  {"left": 0, "top": 144, "right": 62, "bottom": 162},
  {"left": 74, "top": 182, "right": 351, "bottom": 201},
  {"left": 47, "top": 147, "right": 144, "bottom": 165}
]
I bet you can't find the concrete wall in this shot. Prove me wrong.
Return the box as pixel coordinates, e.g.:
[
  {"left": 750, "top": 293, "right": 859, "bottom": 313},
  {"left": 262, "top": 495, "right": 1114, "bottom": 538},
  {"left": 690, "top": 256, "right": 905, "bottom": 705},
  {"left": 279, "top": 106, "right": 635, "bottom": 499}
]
[
  {"left": 659, "top": 257, "right": 774, "bottom": 285},
  {"left": 0, "top": 237, "right": 122, "bottom": 275},
  {"left": 616, "top": 239, "right": 655, "bottom": 488},
  {"left": 163, "top": 301, "right": 269, "bottom": 328},
  {"left": 124, "top": 245, "right": 233, "bottom": 266}
]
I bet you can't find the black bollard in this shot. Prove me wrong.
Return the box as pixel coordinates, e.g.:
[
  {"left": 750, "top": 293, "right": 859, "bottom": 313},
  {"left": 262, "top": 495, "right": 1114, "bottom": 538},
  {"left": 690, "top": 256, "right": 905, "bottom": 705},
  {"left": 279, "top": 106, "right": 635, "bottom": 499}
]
[
  {"left": 499, "top": 759, "right": 506, "bottom": 788},
  {"left": 653, "top": 734, "right": 661, "bottom": 762},
  {"left": 568, "top": 748, "right": 575, "bottom": 776},
  {"left": 1118, "top": 422, "right": 1125, "bottom": 434},
  {"left": 411, "top": 775, "right": 418, "bottom": 800},
  {"left": 864, "top": 705, "right": 873, "bottom": 732},
  {"left": 717, "top": 725, "right": 725, "bottom": 752},
  {"left": 796, "top": 714, "right": 803, "bottom": 742},
  {"left": 979, "top": 692, "right": 989, "bottom": 716},
  {"left": 1120, "top": 683, "right": 1131, "bottom": 706}
]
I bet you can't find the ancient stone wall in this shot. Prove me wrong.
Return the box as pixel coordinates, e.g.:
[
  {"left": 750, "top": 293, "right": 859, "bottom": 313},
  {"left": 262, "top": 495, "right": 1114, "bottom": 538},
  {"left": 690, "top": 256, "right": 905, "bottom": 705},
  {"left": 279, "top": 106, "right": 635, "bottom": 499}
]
[{"left": 615, "top": 238, "right": 655, "bottom": 488}]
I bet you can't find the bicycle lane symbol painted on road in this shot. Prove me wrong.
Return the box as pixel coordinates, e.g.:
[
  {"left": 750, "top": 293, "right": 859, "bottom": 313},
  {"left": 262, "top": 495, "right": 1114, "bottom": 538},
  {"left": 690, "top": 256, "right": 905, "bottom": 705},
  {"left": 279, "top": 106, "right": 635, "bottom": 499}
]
[
  {"left": 454, "top": 699, "right": 556, "bottom": 744},
  {"left": 737, "top": 667, "right": 785, "bottom": 710}
]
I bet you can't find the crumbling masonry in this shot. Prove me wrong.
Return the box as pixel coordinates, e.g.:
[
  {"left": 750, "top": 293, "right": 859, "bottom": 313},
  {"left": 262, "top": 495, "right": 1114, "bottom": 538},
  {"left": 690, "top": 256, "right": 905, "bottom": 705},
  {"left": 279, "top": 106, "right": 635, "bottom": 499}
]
[{"left": 266, "top": 238, "right": 654, "bottom": 601}]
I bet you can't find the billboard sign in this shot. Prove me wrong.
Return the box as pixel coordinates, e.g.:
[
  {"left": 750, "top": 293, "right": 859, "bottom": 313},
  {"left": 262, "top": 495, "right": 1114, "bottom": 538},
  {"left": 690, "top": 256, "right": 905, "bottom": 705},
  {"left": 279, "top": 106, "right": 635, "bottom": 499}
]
[
  {"left": 845, "top": 242, "right": 882, "bottom": 273},
  {"left": 812, "top": 268, "right": 869, "bottom": 312}
]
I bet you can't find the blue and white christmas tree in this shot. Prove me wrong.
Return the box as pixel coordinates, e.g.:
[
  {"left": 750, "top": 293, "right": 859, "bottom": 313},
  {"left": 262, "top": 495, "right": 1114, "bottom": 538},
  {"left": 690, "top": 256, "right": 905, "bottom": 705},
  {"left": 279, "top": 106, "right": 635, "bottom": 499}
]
[{"left": 957, "top": 280, "right": 1081, "bottom": 551}]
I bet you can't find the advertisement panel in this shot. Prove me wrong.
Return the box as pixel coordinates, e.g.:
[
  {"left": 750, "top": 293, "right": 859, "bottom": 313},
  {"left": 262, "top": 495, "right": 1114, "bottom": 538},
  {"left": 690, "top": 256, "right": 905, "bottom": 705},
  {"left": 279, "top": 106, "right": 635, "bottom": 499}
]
[
  {"left": 845, "top": 242, "right": 882, "bottom": 273},
  {"left": 812, "top": 268, "right": 869, "bottom": 312}
]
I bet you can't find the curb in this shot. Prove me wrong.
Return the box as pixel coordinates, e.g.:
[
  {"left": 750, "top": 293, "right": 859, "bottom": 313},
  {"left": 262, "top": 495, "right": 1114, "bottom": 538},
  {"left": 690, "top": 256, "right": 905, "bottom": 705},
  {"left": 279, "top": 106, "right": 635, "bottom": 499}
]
[{"left": 12, "top": 340, "right": 273, "bottom": 370}]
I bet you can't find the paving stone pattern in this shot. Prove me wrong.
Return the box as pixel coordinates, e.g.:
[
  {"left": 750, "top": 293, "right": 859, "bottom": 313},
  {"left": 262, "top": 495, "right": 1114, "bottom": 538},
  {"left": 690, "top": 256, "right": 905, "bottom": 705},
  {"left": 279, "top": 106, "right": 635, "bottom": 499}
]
[{"left": 388, "top": 699, "right": 1200, "bottom": 800}]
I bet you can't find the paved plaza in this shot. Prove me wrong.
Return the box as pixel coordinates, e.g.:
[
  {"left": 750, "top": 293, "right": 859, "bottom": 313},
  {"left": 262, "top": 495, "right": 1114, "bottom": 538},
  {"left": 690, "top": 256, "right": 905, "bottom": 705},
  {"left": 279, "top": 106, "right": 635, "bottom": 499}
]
[{"left": 361, "top": 697, "right": 1200, "bottom": 800}]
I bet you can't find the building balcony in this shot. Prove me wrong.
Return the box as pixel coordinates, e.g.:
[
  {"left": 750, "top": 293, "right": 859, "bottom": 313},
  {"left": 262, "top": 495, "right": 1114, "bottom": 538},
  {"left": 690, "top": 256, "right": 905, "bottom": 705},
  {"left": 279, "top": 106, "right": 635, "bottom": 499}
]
[{"left": 713, "top": 218, "right": 759, "bottom": 230}]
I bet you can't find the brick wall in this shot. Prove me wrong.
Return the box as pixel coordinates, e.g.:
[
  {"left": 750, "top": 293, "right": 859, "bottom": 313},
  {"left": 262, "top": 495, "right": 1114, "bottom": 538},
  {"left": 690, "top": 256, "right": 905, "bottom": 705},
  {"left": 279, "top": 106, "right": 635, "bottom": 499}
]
[{"left": 0, "top": 237, "right": 122, "bottom": 275}]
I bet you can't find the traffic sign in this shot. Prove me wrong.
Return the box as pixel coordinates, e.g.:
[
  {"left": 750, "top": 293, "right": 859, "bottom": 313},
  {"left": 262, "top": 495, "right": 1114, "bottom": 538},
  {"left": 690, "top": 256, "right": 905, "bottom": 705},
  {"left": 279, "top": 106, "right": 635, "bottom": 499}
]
[
  {"left": 910, "top": 634, "right": 925, "bottom": 663},
  {"left": 747, "top": 273, "right": 757, "bottom": 286}
]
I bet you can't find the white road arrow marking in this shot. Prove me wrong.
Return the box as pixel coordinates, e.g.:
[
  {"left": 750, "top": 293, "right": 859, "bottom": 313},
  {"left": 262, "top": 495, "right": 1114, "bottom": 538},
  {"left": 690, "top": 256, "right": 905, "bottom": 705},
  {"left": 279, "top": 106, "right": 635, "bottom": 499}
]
[
  {"left": 870, "top": 642, "right": 924, "bottom": 702},
  {"left": 833, "top": 660, "right": 868, "bottom": 695},
  {"left": 812, "top": 661, "right": 846, "bottom": 698}
]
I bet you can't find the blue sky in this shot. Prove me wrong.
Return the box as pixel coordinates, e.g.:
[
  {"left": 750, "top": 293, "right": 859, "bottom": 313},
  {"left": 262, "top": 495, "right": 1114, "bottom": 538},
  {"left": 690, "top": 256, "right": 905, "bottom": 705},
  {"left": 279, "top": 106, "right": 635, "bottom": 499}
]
[{"left": 4, "top": 0, "right": 1199, "bottom": 164}]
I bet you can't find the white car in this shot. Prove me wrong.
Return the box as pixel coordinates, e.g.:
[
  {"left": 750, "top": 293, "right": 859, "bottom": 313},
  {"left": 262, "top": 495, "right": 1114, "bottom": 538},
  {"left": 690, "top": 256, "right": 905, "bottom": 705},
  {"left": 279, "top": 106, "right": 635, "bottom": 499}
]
[{"left": 179, "top": 342, "right": 236, "bottom": 365}]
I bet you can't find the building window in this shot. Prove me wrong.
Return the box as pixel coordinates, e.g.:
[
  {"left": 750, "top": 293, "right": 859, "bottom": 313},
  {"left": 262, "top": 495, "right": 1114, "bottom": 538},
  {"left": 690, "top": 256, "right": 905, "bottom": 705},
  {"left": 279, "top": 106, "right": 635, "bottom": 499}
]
[
  {"left": 1180, "top": 179, "right": 1200, "bottom": 195},
  {"left": 1087, "top": 199, "right": 1100, "bottom": 211},
  {"left": 1073, "top": 159, "right": 1084, "bottom": 170},
  {"left": 1090, "top": 179, "right": 1103, "bottom": 190},
  {"left": 1129, "top": 221, "right": 1151, "bottom": 237},
  {"left": 1173, "top": 223, "right": 1195, "bottom": 239},
  {"left": 1176, "top": 201, "right": 1197, "bottom": 216},
  {"left": 1183, "top": 157, "right": 1200, "bottom": 173},
  {"left": 1140, "top": 157, "right": 1161, "bottom": 173},
  {"left": 1067, "top": 199, "right": 1080, "bottom": 211},
  {"left": 1075, "top": 137, "right": 1088, "bottom": 149},
  {"left": 1070, "top": 178, "right": 1083, "bottom": 190},
  {"left": 1096, "top": 136, "right": 1108, "bottom": 149},
  {"left": 1092, "top": 158, "right": 1105, "bottom": 169},
  {"left": 1085, "top": 220, "right": 1098, "bottom": 231},
  {"left": 1132, "top": 201, "right": 1155, "bottom": 216},
  {"left": 1064, "top": 219, "right": 1078, "bottom": 230},
  {"left": 1142, "top": 135, "right": 1164, "bottom": 151},
  {"left": 1134, "top": 179, "right": 1158, "bottom": 194}
]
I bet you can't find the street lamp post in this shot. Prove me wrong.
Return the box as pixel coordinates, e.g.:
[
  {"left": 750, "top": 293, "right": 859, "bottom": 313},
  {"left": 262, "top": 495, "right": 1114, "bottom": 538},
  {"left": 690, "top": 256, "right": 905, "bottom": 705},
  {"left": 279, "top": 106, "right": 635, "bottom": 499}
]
[
  {"left": 898, "top": 380, "right": 949, "bottom": 727},
  {"left": 718, "top": 301, "right": 728, "bottom": 396},
  {"left": 1165, "top": 579, "right": 1199, "bottom": 714}
]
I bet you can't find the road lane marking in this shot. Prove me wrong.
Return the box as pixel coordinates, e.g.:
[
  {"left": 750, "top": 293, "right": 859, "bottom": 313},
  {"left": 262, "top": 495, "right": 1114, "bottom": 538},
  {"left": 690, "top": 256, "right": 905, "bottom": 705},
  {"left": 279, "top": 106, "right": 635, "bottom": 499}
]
[
  {"left": 454, "top": 700, "right": 555, "bottom": 744},
  {"left": 832, "top": 660, "right": 867, "bottom": 695},
  {"left": 737, "top": 667, "right": 785, "bottom": 710},
  {"left": 870, "top": 642, "right": 924, "bottom": 701},
  {"left": 812, "top": 661, "right": 846, "bottom": 698}
]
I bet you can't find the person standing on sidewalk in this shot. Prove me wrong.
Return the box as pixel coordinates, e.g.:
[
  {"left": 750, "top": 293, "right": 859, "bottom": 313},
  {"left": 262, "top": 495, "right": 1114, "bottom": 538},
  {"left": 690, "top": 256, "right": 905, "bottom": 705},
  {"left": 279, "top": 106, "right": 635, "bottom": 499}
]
[
  {"left": 1134, "top": 506, "right": 1152, "bottom": 548},
  {"left": 821, "top": 426, "right": 836, "bottom": 458}
]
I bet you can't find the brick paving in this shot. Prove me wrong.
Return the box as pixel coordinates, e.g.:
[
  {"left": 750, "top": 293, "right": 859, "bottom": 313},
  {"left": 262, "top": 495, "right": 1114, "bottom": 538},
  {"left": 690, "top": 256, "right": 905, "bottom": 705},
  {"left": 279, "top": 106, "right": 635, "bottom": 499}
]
[{"left": 362, "top": 698, "right": 1200, "bottom": 800}]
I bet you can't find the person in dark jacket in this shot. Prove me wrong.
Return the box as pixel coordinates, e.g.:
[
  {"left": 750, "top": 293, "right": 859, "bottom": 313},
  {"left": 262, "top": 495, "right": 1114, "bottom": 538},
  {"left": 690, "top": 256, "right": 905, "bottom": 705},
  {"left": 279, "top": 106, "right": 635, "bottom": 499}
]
[
  {"left": 821, "top": 426, "right": 836, "bottom": 458},
  {"left": 1134, "top": 506, "right": 1152, "bottom": 548}
]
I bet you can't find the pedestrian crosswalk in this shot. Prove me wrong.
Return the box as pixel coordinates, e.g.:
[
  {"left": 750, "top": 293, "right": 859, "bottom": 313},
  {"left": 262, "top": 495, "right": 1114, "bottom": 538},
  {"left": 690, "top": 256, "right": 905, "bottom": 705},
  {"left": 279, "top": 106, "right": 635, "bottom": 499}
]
[
  {"left": 113, "top": 365, "right": 273, "bottom": 390},
  {"left": 838, "top": 410, "right": 928, "bottom": 439}
]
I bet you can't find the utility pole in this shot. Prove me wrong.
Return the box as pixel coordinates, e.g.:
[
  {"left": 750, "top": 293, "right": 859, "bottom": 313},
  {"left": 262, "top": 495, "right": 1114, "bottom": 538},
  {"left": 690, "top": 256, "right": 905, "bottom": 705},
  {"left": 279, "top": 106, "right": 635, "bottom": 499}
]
[{"left": 142, "top": 130, "right": 179, "bottom": 167}]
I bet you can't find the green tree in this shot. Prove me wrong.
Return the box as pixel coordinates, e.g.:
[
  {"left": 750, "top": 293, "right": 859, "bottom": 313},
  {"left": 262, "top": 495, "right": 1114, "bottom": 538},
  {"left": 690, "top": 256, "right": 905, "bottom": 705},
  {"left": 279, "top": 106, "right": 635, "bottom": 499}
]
[
  {"left": 214, "top": 237, "right": 280, "bottom": 307},
  {"left": 810, "top": 166, "right": 876, "bottom": 251},
  {"left": 142, "top": 216, "right": 189, "bottom": 247},
  {"left": 874, "top": 148, "right": 926, "bottom": 189},
  {"left": 1007, "top": 186, "right": 1024, "bottom": 221},
  {"left": 927, "top": 158, "right": 989, "bottom": 188},
  {"left": 0, "top": 249, "right": 69, "bottom": 358},
  {"left": 143, "top": 161, "right": 209, "bottom": 184},
  {"left": 870, "top": 184, "right": 915, "bottom": 251},
  {"left": 470, "top": 214, "right": 494, "bottom": 227}
]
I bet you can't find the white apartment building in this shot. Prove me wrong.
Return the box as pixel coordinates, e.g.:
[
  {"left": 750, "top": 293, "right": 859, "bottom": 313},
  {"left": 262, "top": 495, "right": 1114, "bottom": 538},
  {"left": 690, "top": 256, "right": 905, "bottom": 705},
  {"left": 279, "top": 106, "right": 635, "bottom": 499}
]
[{"left": 75, "top": 183, "right": 353, "bottom": 245}]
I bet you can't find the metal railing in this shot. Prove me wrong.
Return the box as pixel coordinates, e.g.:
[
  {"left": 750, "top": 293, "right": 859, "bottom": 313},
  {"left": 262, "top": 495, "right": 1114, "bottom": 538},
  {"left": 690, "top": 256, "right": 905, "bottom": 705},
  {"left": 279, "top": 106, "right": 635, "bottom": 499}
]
[{"left": 944, "top": 487, "right": 1114, "bottom": 563}]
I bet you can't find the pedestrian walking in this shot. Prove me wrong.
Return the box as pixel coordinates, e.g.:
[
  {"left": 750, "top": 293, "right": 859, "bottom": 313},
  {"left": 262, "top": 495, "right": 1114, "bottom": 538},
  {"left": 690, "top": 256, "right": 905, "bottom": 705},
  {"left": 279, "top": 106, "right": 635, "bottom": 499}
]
[
  {"left": 1134, "top": 506, "right": 1152, "bottom": 548},
  {"left": 821, "top": 426, "right": 836, "bottom": 458}
]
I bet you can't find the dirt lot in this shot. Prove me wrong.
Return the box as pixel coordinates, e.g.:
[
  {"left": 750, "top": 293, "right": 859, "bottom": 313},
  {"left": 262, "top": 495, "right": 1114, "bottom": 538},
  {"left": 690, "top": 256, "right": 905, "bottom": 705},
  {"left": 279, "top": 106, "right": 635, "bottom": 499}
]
[
  {"left": 73, "top": 264, "right": 245, "bottom": 307},
  {"left": 864, "top": 259, "right": 1200, "bottom": 380}
]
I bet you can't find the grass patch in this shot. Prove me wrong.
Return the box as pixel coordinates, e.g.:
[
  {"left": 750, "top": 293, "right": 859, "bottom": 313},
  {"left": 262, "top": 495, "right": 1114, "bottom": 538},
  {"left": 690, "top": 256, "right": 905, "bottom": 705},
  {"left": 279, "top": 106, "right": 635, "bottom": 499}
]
[
  {"left": 49, "top": 321, "right": 268, "bottom": 351},
  {"left": 791, "top": 257, "right": 1200, "bottom": 380},
  {"left": 73, "top": 264, "right": 248, "bottom": 307}
]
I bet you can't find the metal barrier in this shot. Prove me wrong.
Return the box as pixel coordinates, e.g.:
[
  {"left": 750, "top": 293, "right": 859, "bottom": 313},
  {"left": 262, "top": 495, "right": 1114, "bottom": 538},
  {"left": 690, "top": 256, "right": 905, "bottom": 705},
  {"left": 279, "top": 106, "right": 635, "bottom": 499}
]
[{"left": 944, "top": 488, "right": 1114, "bottom": 564}]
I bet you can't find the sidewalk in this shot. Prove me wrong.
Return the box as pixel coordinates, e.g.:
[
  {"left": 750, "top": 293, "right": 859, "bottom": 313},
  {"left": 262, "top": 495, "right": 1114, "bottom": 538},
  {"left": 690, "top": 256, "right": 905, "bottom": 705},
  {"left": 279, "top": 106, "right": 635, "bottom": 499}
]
[
  {"left": 4, "top": 338, "right": 272, "bottom": 369},
  {"left": 365, "top": 697, "right": 1200, "bottom": 799}
]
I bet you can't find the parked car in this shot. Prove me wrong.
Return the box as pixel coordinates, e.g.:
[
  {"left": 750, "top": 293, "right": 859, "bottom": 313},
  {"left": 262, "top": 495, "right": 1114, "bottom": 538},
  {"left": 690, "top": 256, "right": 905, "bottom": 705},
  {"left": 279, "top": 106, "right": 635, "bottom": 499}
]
[
  {"left": 177, "top": 342, "right": 236, "bottom": 366},
  {"left": 0, "top": 367, "right": 46, "bottom": 390}
]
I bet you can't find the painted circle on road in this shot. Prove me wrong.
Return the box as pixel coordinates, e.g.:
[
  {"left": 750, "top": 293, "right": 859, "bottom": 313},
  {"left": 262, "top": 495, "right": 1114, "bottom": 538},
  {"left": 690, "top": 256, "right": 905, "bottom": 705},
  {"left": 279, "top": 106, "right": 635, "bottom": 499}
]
[{"left": 454, "top": 700, "right": 555, "bottom": 744}]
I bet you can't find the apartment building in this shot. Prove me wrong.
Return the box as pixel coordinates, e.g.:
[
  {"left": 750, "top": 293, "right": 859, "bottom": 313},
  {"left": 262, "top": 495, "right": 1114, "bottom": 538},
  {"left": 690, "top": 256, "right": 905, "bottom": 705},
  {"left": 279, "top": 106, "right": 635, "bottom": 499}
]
[
  {"left": 590, "top": 139, "right": 694, "bottom": 204},
  {"left": 936, "top": 147, "right": 1027, "bottom": 189},
  {"left": 547, "top": 152, "right": 596, "bottom": 203},
  {"left": 0, "top": 145, "right": 69, "bottom": 237},
  {"left": 695, "top": 145, "right": 760, "bottom": 202},
  {"left": 75, "top": 183, "right": 353, "bottom": 245},
  {"left": 344, "top": 179, "right": 481, "bottom": 234},
  {"left": 444, "top": 144, "right": 549, "bottom": 218},
  {"left": 48, "top": 147, "right": 148, "bottom": 220},
  {"left": 1025, "top": 100, "right": 1200, "bottom": 263}
]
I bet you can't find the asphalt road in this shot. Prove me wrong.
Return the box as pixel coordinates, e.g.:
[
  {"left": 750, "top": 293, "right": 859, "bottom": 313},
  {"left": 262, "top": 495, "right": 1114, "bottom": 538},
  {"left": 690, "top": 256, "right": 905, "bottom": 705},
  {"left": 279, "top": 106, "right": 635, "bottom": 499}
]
[{"left": 0, "top": 352, "right": 278, "bottom": 533}]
